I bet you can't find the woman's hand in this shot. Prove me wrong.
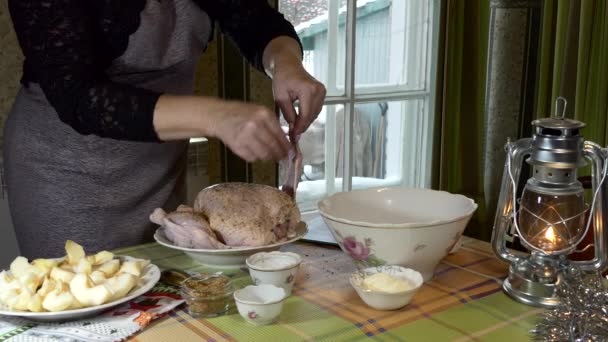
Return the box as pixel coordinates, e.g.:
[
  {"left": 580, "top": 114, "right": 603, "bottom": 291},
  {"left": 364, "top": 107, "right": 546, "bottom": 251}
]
[
  {"left": 213, "top": 102, "right": 290, "bottom": 162},
  {"left": 153, "top": 96, "right": 290, "bottom": 162},
  {"left": 264, "top": 37, "right": 326, "bottom": 136},
  {"left": 272, "top": 64, "right": 326, "bottom": 136}
]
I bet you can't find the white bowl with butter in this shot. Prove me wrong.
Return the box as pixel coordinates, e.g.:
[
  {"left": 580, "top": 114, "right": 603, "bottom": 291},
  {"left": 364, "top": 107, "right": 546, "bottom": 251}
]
[{"left": 349, "top": 265, "right": 423, "bottom": 310}]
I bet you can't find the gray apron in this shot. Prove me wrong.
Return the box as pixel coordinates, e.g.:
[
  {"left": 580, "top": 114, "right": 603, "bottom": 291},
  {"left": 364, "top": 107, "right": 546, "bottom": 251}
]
[{"left": 3, "top": 0, "right": 212, "bottom": 258}]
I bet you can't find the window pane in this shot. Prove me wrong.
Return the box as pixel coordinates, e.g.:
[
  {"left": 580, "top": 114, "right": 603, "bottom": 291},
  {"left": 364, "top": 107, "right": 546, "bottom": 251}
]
[
  {"left": 279, "top": 105, "right": 341, "bottom": 212},
  {"left": 354, "top": 0, "right": 431, "bottom": 93},
  {"left": 346, "top": 99, "right": 427, "bottom": 190},
  {"left": 279, "top": 0, "right": 346, "bottom": 96}
]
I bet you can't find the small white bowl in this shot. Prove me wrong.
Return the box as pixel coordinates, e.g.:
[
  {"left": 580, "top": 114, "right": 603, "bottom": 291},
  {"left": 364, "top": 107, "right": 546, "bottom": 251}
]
[
  {"left": 246, "top": 251, "right": 302, "bottom": 296},
  {"left": 233, "top": 284, "right": 287, "bottom": 325},
  {"left": 349, "top": 265, "right": 423, "bottom": 310}
]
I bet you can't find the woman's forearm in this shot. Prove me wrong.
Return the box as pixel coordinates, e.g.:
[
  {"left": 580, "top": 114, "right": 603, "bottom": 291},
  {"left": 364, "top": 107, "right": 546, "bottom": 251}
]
[
  {"left": 263, "top": 36, "right": 303, "bottom": 79},
  {"left": 152, "top": 94, "right": 225, "bottom": 141},
  {"left": 152, "top": 94, "right": 290, "bottom": 161}
]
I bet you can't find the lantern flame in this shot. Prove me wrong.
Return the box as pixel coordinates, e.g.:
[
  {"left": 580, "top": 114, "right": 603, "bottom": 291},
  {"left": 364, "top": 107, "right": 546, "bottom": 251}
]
[{"left": 544, "top": 226, "right": 557, "bottom": 244}]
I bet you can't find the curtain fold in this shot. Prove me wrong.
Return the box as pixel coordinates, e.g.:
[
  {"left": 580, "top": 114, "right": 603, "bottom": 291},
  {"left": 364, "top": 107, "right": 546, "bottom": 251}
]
[
  {"left": 439, "top": 0, "right": 490, "bottom": 240},
  {"left": 536, "top": 0, "right": 608, "bottom": 146}
]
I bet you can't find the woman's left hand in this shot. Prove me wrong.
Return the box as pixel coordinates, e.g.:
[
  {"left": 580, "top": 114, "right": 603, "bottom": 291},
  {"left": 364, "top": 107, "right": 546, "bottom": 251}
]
[
  {"left": 272, "top": 62, "right": 326, "bottom": 136},
  {"left": 264, "top": 37, "right": 326, "bottom": 136}
]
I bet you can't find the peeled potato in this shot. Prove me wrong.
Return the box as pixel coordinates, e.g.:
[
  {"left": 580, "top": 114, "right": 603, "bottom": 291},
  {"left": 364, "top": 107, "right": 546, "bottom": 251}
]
[
  {"left": 87, "top": 251, "right": 114, "bottom": 266},
  {"left": 0, "top": 271, "right": 19, "bottom": 292},
  {"left": 42, "top": 281, "right": 75, "bottom": 312},
  {"left": 27, "top": 293, "right": 44, "bottom": 312},
  {"left": 18, "top": 271, "right": 45, "bottom": 293},
  {"left": 74, "top": 259, "right": 92, "bottom": 275},
  {"left": 89, "top": 271, "right": 107, "bottom": 285},
  {"left": 37, "top": 277, "right": 57, "bottom": 298},
  {"left": 50, "top": 267, "right": 75, "bottom": 284},
  {"left": 69, "top": 297, "right": 85, "bottom": 310},
  {"left": 4, "top": 285, "right": 34, "bottom": 311},
  {"left": 10, "top": 257, "right": 32, "bottom": 278},
  {"left": 65, "top": 240, "right": 86, "bottom": 265},
  {"left": 118, "top": 260, "right": 149, "bottom": 277},
  {"left": 95, "top": 259, "right": 120, "bottom": 278},
  {"left": 70, "top": 274, "right": 112, "bottom": 307},
  {"left": 32, "top": 258, "right": 61, "bottom": 275},
  {"left": 105, "top": 273, "right": 138, "bottom": 301}
]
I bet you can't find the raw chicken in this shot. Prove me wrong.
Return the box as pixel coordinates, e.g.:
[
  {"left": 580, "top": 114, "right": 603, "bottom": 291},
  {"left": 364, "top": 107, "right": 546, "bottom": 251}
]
[
  {"left": 150, "top": 185, "right": 301, "bottom": 249},
  {"left": 193, "top": 183, "right": 301, "bottom": 247},
  {"left": 150, "top": 205, "right": 228, "bottom": 249},
  {"left": 150, "top": 128, "right": 303, "bottom": 250}
]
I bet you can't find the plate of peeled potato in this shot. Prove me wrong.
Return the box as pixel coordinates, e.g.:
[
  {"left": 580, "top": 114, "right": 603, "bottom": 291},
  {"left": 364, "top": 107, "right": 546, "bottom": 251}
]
[{"left": 0, "top": 240, "right": 160, "bottom": 322}]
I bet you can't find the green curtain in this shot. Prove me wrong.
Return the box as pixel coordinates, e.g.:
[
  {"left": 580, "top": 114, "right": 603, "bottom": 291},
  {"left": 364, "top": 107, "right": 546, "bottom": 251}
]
[
  {"left": 439, "top": 0, "right": 608, "bottom": 241},
  {"left": 439, "top": 0, "right": 491, "bottom": 241},
  {"left": 536, "top": 0, "right": 608, "bottom": 144}
]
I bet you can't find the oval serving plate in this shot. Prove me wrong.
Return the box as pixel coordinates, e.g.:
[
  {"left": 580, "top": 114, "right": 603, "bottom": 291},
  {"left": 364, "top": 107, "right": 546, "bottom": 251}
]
[
  {"left": 154, "top": 222, "right": 308, "bottom": 268},
  {"left": 0, "top": 256, "right": 161, "bottom": 322}
]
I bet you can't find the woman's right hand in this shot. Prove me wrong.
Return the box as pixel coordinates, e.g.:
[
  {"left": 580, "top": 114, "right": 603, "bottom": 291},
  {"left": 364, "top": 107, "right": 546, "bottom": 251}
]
[
  {"left": 212, "top": 102, "right": 291, "bottom": 162},
  {"left": 153, "top": 95, "right": 290, "bottom": 162}
]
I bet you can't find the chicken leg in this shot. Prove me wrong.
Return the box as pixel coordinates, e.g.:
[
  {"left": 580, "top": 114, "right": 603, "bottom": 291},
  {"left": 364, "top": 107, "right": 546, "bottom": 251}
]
[{"left": 149, "top": 206, "right": 229, "bottom": 249}]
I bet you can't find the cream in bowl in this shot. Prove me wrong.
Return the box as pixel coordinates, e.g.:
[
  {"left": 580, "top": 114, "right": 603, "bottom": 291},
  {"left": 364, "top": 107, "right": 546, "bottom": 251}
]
[
  {"left": 318, "top": 187, "right": 477, "bottom": 281},
  {"left": 246, "top": 251, "right": 302, "bottom": 296},
  {"left": 233, "top": 284, "right": 287, "bottom": 325},
  {"left": 350, "top": 265, "right": 423, "bottom": 310}
]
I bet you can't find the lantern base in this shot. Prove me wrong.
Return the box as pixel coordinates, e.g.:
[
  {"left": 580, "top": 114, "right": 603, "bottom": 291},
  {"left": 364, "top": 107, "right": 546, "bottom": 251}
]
[{"left": 501, "top": 256, "right": 564, "bottom": 308}]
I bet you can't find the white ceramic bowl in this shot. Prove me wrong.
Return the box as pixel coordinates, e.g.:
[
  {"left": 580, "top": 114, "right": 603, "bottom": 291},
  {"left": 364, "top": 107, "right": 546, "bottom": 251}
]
[
  {"left": 246, "top": 252, "right": 302, "bottom": 296},
  {"left": 233, "top": 284, "right": 287, "bottom": 325},
  {"left": 350, "top": 265, "right": 423, "bottom": 310},
  {"left": 154, "top": 223, "right": 308, "bottom": 269},
  {"left": 318, "top": 187, "right": 477, "bottom": 281}
]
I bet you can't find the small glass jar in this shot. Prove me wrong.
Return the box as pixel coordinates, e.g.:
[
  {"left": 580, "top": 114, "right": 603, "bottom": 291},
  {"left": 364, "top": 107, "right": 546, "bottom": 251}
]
[{"left": 180, "top": 274, "right": 234, "bottom": 318}]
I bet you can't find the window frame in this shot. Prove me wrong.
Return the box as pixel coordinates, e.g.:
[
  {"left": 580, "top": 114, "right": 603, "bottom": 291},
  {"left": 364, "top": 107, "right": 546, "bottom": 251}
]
[{"left": 283, "top": 0, "right": 441, "bottom": 214}]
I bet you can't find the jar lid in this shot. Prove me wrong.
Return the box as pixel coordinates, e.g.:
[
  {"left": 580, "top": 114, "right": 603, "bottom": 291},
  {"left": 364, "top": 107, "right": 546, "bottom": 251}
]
[{"left": 181, "top": 274, "right": 233, "bottom": 298}]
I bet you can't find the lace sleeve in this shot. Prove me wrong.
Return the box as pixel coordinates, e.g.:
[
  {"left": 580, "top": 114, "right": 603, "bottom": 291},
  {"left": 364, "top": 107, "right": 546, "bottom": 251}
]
[
  {"left": 197, "top": 0, "right": 303, "bottom": 72},
  {"left": 8, "top": 0, "right": 161, "bottom": 142}
]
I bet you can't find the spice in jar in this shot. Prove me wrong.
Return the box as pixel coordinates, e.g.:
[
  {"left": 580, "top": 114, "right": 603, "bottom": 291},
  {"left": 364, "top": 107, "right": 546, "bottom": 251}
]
[{"left": 181, "top": 274, "right": 234, "bottom": 318}]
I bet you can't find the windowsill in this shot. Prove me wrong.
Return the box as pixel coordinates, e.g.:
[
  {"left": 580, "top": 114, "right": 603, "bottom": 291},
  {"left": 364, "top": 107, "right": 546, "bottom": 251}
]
[
  {"left": 189, "top": 137, "right": 208, "bottom": 143},
  {"left": 295, "top": 176, "right": 402, "bottom": 207},
  {"left": 300, "top": 210, "right": 338, "bottom": 245}
]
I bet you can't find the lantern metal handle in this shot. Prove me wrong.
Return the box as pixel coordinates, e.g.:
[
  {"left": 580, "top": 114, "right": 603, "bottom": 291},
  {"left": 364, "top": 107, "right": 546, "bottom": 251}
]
[
  {"left": 571, "top": 142, "right": 608, "bottom": 271},
  {"left": 491, "top": 138, "right": 532, "bottom": 264},
  {"left": 554, "top": 96, "right": 567, "bottom": 119}
]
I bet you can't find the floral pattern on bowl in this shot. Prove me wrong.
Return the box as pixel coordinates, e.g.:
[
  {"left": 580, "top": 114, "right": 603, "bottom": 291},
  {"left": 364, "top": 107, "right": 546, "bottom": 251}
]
[
  {"left": 286, "top": 274, "right": 294, "bottom": 284},
  {"left": 334, "top": 230, "right": 386, "bottom": 268},
  {"left": 248, "top": 311, "right": 258, "bottom": 320}
]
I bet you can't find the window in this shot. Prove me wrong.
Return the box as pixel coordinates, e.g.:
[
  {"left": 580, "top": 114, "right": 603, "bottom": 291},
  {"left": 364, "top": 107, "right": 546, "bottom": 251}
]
[{"left": 279, "top": 0, "right": 440, "bottom": 213}]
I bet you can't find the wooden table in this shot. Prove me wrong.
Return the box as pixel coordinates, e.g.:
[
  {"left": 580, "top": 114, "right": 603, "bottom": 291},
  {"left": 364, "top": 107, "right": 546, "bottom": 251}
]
[{"left": 113, "top": 237, "right": 542, "bottom": 342}]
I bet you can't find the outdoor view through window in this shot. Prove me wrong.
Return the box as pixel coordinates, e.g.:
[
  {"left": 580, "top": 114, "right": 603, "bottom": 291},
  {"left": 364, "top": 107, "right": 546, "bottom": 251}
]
[{"left": 278, "top": 0, "right": 439, "bottom": 212}]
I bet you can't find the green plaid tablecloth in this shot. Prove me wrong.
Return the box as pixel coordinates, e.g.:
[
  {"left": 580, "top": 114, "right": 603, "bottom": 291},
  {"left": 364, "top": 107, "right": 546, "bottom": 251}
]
[{"left": 117, "top": 238, "right": 542, "bottom": 342}]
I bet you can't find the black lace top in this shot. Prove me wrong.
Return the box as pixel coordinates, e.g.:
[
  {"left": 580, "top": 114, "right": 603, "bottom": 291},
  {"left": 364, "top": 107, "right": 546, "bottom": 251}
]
[{"left": 8, "top": 0, "right": 300, "bottom": 142}]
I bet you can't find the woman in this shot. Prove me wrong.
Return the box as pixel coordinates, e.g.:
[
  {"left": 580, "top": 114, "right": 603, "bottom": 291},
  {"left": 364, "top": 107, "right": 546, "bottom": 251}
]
[{"left": 5, "top": 0, "right": 326, "bottom": 258}]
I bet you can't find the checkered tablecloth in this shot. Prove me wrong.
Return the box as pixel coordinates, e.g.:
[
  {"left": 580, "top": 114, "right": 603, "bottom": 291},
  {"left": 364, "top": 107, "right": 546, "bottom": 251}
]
[{"left": 118, "top": 238, "right": 542, "bottom": 342}]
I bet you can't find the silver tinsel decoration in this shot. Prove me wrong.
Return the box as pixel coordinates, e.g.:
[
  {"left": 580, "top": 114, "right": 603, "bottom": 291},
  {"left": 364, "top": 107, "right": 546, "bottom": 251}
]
[{"left": 531, "top": 266, "right": 608, "bottom": 341}]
